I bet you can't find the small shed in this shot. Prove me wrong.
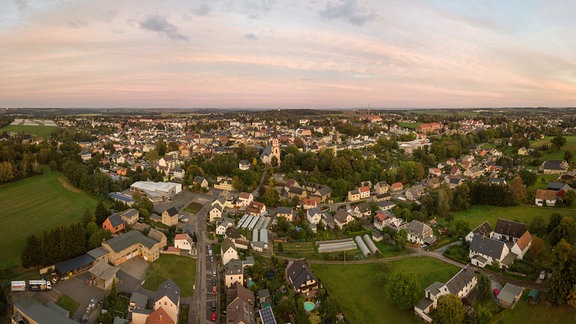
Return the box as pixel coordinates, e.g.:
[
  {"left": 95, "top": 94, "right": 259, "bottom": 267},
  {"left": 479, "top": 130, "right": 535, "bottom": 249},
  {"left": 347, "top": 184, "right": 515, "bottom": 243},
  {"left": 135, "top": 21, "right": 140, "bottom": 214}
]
[
  {"left": 55, "top": 254, "right": 95, "bottom": 278},
  {"left": 497, "top": 283, "right": 524, "bottom": 308},
  {"left": 527, "top": 289, "right": 540, "bottom": 305},
  {"left": 88, "top": 260, "right": 119, "bottom": 290}
]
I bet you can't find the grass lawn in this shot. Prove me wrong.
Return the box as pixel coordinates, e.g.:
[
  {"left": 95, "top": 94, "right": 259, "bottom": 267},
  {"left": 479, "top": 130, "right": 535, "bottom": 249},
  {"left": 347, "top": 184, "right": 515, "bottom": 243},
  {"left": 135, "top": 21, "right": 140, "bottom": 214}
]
[
  {"left": 530, "top": 136, "right": 576, "bottom": 160},
  {"left": 0, "top": 171, "right": 98, "bottom": 269},
  {"left": 450, "top": 205, "right": 575, "bottom": 229},
  {"left": 492, "top": 295, "right": 576, "bottom": 324},
  {"left": 142, "top": 254, "right": 196, "bottom": 297},
  {"left": 0, "top": 124, "right": 57, "bottom": 138},
  {"left": 312, "top": 257, "right": 460, "bottom": 324},
  {"left": 56, "top": 295, "right": 80, "bottom": 315},
  {"left": 184, "top": 202, "right": 203, "bottom": 214}
]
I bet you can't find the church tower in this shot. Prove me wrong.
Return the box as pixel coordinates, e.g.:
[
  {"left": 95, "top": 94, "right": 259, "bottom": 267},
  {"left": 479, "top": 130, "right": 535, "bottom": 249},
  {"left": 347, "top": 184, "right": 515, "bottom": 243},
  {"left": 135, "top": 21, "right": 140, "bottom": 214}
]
[{"left": 271, "top": 118, "right": 281, "bottom": 164}]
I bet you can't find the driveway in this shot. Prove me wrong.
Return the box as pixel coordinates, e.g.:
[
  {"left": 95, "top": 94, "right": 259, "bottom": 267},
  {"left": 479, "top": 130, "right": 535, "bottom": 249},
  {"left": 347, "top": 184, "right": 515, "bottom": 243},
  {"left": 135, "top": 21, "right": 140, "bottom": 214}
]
[{"left": 54, "top": 272, "right": 107, "bottom": 321}]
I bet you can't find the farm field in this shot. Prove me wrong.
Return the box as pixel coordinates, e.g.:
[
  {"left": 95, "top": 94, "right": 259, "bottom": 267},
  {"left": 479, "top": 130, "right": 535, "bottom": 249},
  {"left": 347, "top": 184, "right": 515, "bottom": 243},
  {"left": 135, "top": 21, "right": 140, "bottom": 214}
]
[
  {"left": 142, "top": 254, "right": 196, "bottom": 297},
  {"left": 0, "top": 171, "right": 98, "bottom": 269},
  {"left": 312, "top": 257, "right": 459, "bottom": 324},
  {"left": 275, "top": 240, "right": 411, "bottom": 260},
  {"left": 530, "top": 135, "right": 576, "bottom": 160},
  {"left": 1, "top": 124, "right": 57, "bottom": 138},
  {"left": 449, "top": 205, "right": 574, "bottom": 229},
  {"left": 398, "top": 122, "right": 420, "bottom": 129}
]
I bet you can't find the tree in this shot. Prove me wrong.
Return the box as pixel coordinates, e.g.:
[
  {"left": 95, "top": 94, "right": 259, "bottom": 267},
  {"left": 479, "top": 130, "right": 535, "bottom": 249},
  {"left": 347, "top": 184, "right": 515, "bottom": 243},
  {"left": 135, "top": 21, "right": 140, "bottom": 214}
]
[
  {"left": 564, "top": 150, "right": 574, "bottom": 164},
  {"left": 434, "top": 294, "right": 466, "bottom": 324},
  {"left": 547, "top": 213, "right": 564, "bottom": 232},
  {"left": 548, "top": 240, "right": 576, "bottom": 305},
  {"left": 385, "top": 272, "right": 420, "bottom": 311},
  {"left": 476, "top": 272, "right": 491, "bottom": 301},
  {"left": 155, "top": 139, "right": 167, "bottom": 156},
  {"left": 474, "top": 305, "right": 493, "bottom": 324},
  {"left": 528, "top": 216, "right": 547, "bottom": 237},
  {"left": 509, "top": 176, "right": 527, "bottom": 204},
  {"left": 437, "top": 184, "right": 453, "bottom": 216},
  {"left": 527, "top": 236, "right": 547, "bottom": 269},
  {"left": 563, "top": 190, "right": 576, "bottom": 206},
  {"left": 550, "top": 217, "right": 576, "bottom": 246},
  {"left": 519, "top": 169, "right": 537, "bottom": 187},
  {"left": 95, "top": 201, "right": 109, "bottom": 226},
  {"left": 552, "top": 135, "right": 567, "bottom": 150},
  {"left": 277, "top": 242, "right": 284, "bottom": 254},
  {"left": 262, "top": 183, "right": 280, "bottom": 207},
  {"left": 395, "top": 229, "right": 408, "bottom": 251}
]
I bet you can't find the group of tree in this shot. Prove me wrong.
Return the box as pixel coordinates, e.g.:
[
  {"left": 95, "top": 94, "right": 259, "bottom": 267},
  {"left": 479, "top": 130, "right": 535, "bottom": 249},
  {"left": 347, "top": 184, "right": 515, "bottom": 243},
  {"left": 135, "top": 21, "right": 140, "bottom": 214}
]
[{"left": 21, "top": 223, "right": 87, "bottom": 268}]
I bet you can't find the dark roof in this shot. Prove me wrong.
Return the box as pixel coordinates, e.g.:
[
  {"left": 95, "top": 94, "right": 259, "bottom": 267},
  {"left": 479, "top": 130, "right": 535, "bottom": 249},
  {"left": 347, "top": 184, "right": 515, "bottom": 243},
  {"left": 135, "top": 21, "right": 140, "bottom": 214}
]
[
  {"left": 286, "top": 259, "right": 316, "bottom": 289},
  {"left": 317, "top": 186, "right": 332, "bottom": 196},
  {"left": 472, "top": 221, "right": 493, "bottom": 237},
  {"left": 107, "top": 213, "right": 124, "bottom": 228},
  {"left": 495, "top": 219, "right": 526, "bottom": 238},
  {"left": 277, "top": 207, "right": 293, "bottom": 215},
  {"left": 165, "top": 207, "right": 178, "bottom": 216},
  {"left": 445, "top": 265, "right": 476, "bottom": 295},
  {"left": 543, "top": 160, "right": 567, "bottom": 170},
  {"left": 183, "top": 222, "right": 195, "bottom": 236},
  {"left": 334, "top": 210, "right": 350, "bottom": 223},
  {"left": 87, "top": 246, "right": 109, "bottom": 259},
  {"left": 225, "top": 259, "right": 243, "bottom": 275},
  {"left": 222, "top": 238, "right": 237, "bottom": 254},
  {"left": 289, "top": 186, "right": 305, "bottom": 195},
  {"left": 156, "top": 278, "right": 180, "bottom": 305},
  {"left": 470, "top": 235, "right": 506, "bottom": 259},
  {"left": 547, "top": 182, "right": 565, "bottom": 191},
  {"left": 55, "top": 253, "right": 95, "bottom": 275},
  {"left": 104, "top": 230, "right": 159, "bottom": 252},
  {"left": 259, "top": 307, "right": 277, "bottom": 324},
  {"left": 357, "top": 202, "right": 371, "bottom": 213}
]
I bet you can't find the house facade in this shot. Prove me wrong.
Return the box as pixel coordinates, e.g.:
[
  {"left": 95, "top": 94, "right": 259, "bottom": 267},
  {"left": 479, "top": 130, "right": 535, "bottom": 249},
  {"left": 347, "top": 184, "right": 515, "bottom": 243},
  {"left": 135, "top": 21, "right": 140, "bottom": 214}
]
[
  {"left": 285, "top": 259, "right": 319, "bottom": 298},
  {"left": 161, "top": 207, "right": 179, "bottom": 227},
  {"left": 406, "top": 220, "right": 434, "bottom": 245}
]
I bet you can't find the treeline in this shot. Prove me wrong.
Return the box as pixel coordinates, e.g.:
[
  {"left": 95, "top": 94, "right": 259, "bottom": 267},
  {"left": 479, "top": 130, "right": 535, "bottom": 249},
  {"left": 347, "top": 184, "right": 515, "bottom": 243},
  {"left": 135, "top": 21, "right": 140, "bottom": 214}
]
[
  {"left": 469, "top": 183, "right": 515, "bottom": 206},
  {"left": 21, "top": 223, "right": 87, "bottom": 268},
  {"left": 0, "top": 134, "right": 51, "bottom": 183},
  {"left": 0, "top": 116, "right": 14, "bottom": 129}
]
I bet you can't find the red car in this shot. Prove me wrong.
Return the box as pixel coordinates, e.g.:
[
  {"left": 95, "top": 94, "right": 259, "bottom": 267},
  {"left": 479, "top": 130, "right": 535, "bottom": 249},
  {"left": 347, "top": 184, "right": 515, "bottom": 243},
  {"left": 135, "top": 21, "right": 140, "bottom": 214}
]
[
  {"left": 211, "top": 311, "right": 216, "bottom": 321},
  {"left": 493, "top": 288, "right": 499, "bottom": 297}
]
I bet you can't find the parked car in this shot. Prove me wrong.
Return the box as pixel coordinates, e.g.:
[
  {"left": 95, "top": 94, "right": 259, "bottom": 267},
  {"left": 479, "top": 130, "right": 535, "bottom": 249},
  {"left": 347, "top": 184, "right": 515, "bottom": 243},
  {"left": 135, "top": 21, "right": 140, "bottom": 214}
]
[
  {"left": 493, "top": 288, "right": 499, "bottom": 297},
  {"left": 539, "top": 270, "right": 546, "bottom": 280},
  {"left": 211, "top": 311, "right": 216, "bottom": 321}
]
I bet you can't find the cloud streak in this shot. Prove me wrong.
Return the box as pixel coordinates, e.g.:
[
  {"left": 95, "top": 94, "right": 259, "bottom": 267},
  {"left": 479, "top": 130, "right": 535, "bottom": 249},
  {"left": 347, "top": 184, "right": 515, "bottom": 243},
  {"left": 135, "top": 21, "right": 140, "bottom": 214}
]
[
  {"left": 139, "top": 15, "right": 188, "bottom": 41},
  {"left": 319, "top": 0, "right": 377, "bottom": 26}
]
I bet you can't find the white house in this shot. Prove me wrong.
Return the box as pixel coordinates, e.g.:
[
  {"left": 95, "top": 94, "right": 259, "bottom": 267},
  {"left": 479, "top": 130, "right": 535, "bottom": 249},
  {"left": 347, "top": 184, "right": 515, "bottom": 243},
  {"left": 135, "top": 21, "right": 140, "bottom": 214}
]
[
  {"left": 469, "top": 235, "right": 512, "bottom": 269},
  {"left": 510, "top": 231, "right": 533, "bottom": 260},
  {"left": 359, "top": 186, "right": 370, "bottom": 199},
  {"left": 534, "top": 189, "right": 557, "bottom": 207},
  {"left": 216, "top": 218, "right": 235, "bottom": 236},
  {"left": 221, "top": 238, "right": 239, "bottom": 266},
  {"left": 373, "top": 211, "right": 394, "bottom": 231},
  {"left": 306, "top": 208, "right": 322, "bottom": 225},
  {"left": 237, "top": 192, "right": 254, "bottom": 207},
  {"left": 209, "top": 204, "right": 223, "bottom": 223},
  {"left": 154, "top": 279, "right": 180, "bottom": 324},
  {"left": 224, "top": 259, "right": 244, "bottom": 288},
  {"left": 406, "top": 220, "right": 435, "bottom": 245},
  {"left": 174, "top": 233, "right": 194, "bottom": 254},
  {"left": 333, "top": 210, "right": 354, "bottom": 229}
]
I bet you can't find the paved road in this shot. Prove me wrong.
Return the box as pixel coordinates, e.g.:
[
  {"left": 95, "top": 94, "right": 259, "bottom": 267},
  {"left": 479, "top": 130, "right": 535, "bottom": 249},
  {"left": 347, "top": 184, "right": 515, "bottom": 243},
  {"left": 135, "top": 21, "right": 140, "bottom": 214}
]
[{"left": 190, "top": 190, "right": 220, "bottom": 324}]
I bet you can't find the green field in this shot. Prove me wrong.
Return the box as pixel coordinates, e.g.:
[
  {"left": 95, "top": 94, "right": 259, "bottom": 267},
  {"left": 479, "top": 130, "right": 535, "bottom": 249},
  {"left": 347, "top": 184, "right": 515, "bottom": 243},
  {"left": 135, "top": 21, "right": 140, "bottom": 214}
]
[
  {"left": 398, "top": 122, "right": 420, "bottom": 129},
  {"left": 492, "top": 294, "right": 576, "bottom": 324},
  {"left": 530, "top": 136, "right": 576, "bottom": 160},
  {"left": 142, "top": 254, "right": 196, "bottom": 297},
  {"left": 0, "top": 171, "right": 98, "bottom": 269},
  {"left": 450, "top": 205, "right": 575, "bottom": 229},
  {"left": 1, "top": 123, "right": 57, "bottom": 138},
  {"left": 56, "top": 295, "right": 80, "bottom": 315},
  {"left": 312, "top": 257, "right": 459, "bottom": 324}
]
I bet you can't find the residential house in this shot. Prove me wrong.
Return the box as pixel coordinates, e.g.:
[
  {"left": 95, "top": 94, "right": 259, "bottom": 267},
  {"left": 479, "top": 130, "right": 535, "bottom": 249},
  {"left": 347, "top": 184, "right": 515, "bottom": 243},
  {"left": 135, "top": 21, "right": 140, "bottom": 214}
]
[
  {"left": 302, "top": 198, "right": 317, "bottom": 210},
  {"left": 238, "top": 160, "right": 251, "bottom": 171},
  {"left": 245, "top": 201, "right": 266, "bottom": 216},
  {"left": 510, "top": 231, "right": 533, "bottom": 260},
  {"left": 221, "top": 238, "right": 239, "bottom": 266},
  {"left": 226, "top": 282, "right": 255, "bottom": 324},
  {"left": 306, "top": 208, "right": 322, "bottom": 225},
  {"left": 334, "top": 210, "right": 354, "bottom": 229},
  {"left": 390, "top": 182, "right": 404, "bottom": 192},
  {"left": 153, "top": 279, "right": 180, "bottom": 324},
  {"left": 374, "top": 181, "right": 390, "bottom": 194},
  {"left": 214, "top": 176, "right": 234, "bottom": 191},
  {"left": 488, "top": 177, "right": 507, "bottom": 186},
  {"left": 237, "top": 192, "right": 254, "bottom": 208},
  {"left": 428, "top": 168, "right": 441, "bottom": 177},
  {"left": 540, "top": 160, "right": 569, "bottom": 174},
  {"left": 216, "top": 218, "right": 235, "bottom": 236},
  {"left": 287, "top": 186, "right": 307, "bottom": 201},
  {"left": 465, "top": 221, "right": 493, "bottom": 242},
  {"left": 276, "top": 207, "right": 295, "bottom": 222},
  {"left": 414, "top": 265, "right": 477, "bottom": 323},
  {"left": 469, "top": 235, "right": 512, "bottom": 269},
  {"left": 354, "top": 202, "right": 372, "bottom": 218},
  {"left": 161, "top": 207, "right": 179, "bottom": 227},
  {"left": 373, "top": 211, "right": 394, "bottom": 231},
  {"left": 193, "top": 176, "right": 209, "bottom": 188},
  {"left": 405, "top": 185, "right": 425, "bottom": 201},
  {"left": 209, "top": 204, "right": 223, "bottom": 222},
  {"left": 285, "top": 259, "right": 319, "bottom": 298},
  {"left": 378, "top": 200, "right": 396, "bottom": 211},
  {"left": 174, "top": 233, "right": 194, "bottom": 254},
  {"left": 347, "top": 189, "right": 361, "bottom": 202},
  {"left": 102, "top": 213, "right": 125, "bottom": 234},
  {"left": 406, "top": 220, "right": 435, "bottom": 245},
  {"left": 146, "top": 307, "right": 174, "bottom": 324},
  {"left": 225, "top": 259, "right": 244, "bottom": 288},
  {"left": 493, "top": 219, "right": 527, "bottom": 243},
  {"left": 464, "top": 165, "right": 485, "bottom": 179},
  {"left": 120, "top": 208, "right": 139, "bottom": 225},
  {"left": 534, "top": 189, "right": 557, "bottom": 207},
  {"left": 359, "top": 186, "right": 370, "bottom": 199}
]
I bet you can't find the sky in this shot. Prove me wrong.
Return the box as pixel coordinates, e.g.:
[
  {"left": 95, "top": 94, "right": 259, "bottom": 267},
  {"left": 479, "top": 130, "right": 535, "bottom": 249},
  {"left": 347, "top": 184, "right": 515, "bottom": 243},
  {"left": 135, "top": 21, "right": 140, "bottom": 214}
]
[{"left": 1, "top": 0, "right": 576, "bottom": 109}]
